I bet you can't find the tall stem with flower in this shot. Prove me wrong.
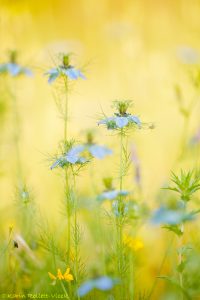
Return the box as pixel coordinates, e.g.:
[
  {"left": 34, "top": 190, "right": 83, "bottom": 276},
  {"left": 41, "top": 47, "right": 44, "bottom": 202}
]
[
  {"left": 98, "top": 100, "right": 151, "bottom": 298},
  {"left": 0, "top": 50, "right": 34, "bottom": 241},
  {"left": 45, "top": 53, "right": 86, "bottom": 294}
]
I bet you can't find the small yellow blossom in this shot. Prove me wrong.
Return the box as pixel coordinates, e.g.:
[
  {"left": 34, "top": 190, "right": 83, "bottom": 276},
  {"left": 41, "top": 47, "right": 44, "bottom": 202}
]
[
  {"left": 48, "top": 267, "right": 73, "bottom": 283},
  {"left": 48, "top": 272, "right": 57, "bottom": 281},
  {"left": 123, "top": 234, "right": 144, "bottom": 252},
  {"left": 57, "top": 268, "right": 64, "bottom": 280},
  {"left": 63, "top": 268, "right": 74, "bottom": 282}
]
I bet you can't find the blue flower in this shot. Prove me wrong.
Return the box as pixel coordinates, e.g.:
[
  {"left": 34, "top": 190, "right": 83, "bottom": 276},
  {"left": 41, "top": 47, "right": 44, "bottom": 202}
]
[
  {"left": 86, "top": 144, "right": 112, "bottom": 159},
  {"left": 98, "top": 114, "right": 141, "bottom": 130},
  {"left": 78, "top": 276, "right": 119, "bottom": 297},
  {"left": 50, "top": 145, "right": 87, "bottom": 170},
  {"left": 0, "top": 62, "right": 32, "bottom": 77},
  {"left": 45, "top": 54, "right": 86, "bottom": 83},
  {"left": 98, "top": 189, "right": 129, "bottom": 201},
  {"left": 51, "top": 143, "right": 112, "bottom": 170},
  {"left": 151, "top": 206, "right": 195, "bottom": 225},
  {"left": 0, "top": 50, "right": 32, "bottom": 77},
  {"left": 45, "top": 66, "right": 86, "bottom": 83}
]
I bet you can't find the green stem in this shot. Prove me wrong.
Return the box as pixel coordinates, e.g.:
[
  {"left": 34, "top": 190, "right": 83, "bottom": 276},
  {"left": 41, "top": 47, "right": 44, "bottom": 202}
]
[
  {"left": 64, "top": 77, "right": 68, "bottom": 141},
  {"left": 178, "top": 222, "right": 184, "bottom": 300},
  {"left": 60, "top": 281, "right": 70, "bottom": 300},
  {"left": 11, "top": 81, "right": 23, "bottom": 188},
  {"left": 116, "top": 129, "right": 124, "bottom": 299},
  {"left": 129, "top": 251, "right": 134, "bottom": 299},
  {"left": 72, "top": 172, "right": 80, "bottom": 300},
  {"left": 63, "top": 77, "right": 71, "bottom": 261}
]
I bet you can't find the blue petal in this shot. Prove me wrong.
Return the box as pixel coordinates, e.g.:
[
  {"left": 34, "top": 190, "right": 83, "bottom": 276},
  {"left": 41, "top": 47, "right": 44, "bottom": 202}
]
[
  {"left": 48, "top": 72, "right": 59, "bottom": 84},
  {"left": 65, "top": 145, "right": 85, "bottom": 164},
  {"left": 151, "top": 207, "right": 194, "bottom": 225},
  {"left": 65, "top": 67, "right": 85, "bottom": 80},
  {"left": 128, "top": 115, "right": 141, "bottom": 126},
  {"left": 115, "top": 117, "right": 129, "bottom": 128},
  {"left": 78, "top": 157, "right": 88, "bottom": 163},
  {"left": 99, "top": 190, "right": 119, "bottom": 200},
  {"left": 66, "top": 154, "right": 80, "bottom": 164},
  {"left": 98, "top": 117, "right": 114, "bottom": 125},
  {"left": 44, "top": 68, "right": 59, "bottom": 83},
  {"left": 45, "top": 68, "right": 59, "bottom": 75},
  {"left": 95, "top": 277, "right": 114, "bottom": 291},
  {"left": 78, "top": 281, "right": 95, "bottom": 297},
  {"left": 50, "top": 159, "right": 62, "bottom": 170},
  {"left": 119, "top": 190, "right": 129, "bottom": 196},
  {"left": 23, "top": 67, "right": 33, "bottom": 77},
  {"left": 68, "top": 145, "right": 85, "bottom": 156},
  {"left": 7, "top": 63, "right": 21, "bottom": 76},
  {"left": 89, "top": 145, "right": 112, "bottom": 159}
]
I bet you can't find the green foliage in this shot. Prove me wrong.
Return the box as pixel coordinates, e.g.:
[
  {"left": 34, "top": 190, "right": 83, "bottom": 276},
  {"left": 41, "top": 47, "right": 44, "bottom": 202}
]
[{"left": 165, "top": 170, "right": 200, "bottom": 201}]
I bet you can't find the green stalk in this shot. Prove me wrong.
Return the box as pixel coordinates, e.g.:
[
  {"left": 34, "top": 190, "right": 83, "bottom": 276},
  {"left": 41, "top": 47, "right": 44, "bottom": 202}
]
[
  {"left": 60, "top": 281, "right": 70, "bottom": 300},
  {"left": 178, "top": 222, "right": 184, "bottom": 300},
  {"left": 72, "top": 171, "right": 80, "bottom": 300},
  {"left": 116, "top": 129, "right": 124, "bottom": 299},
  {"left": 11, "top": 81, "right": 23, "bottom": 188},
  {"left": 129, "top": 251, "right": 134, "bottom": 299},
  {"left": 63, "top": 77, "right": 71, "bottom": 261}
]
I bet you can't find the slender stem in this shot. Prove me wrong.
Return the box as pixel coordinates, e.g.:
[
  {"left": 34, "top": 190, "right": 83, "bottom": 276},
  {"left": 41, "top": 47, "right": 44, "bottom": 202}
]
[
  {"left": 60, "top": 281, "right": 70, "bottom": 300},
  {"left": 63, "top": 77, "right": 71, "bottom": 260},
  {"left": 178, "top": 222, "right": 184, "bottom": 300},
  {"left": 116, "top": 129, "right": 124, "bottom": 299},
  {"left": 11, "top": 81, "right": 23, "bottom": 188},
  {"left": 64, "top": 77, "right": 68, "bottom": 141},
  {"left": 72, "top": 172, "right": 80, "bottom": 300},
  {"left": 129, "top": 251, "right": 134, "bottom": 300}
]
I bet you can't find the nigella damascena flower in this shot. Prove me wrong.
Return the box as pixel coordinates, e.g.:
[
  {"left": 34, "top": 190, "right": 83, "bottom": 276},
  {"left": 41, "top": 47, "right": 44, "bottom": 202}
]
[
  {"left": 98, "top": 100, "right": 142, "bottom": 130},
  {"left": 151, "top": 206, "right": 194, "bottom": 225},
  {"left": 50, "top": 145, "right": 87, "bottom": 170},
  {"left": 45, "top": 53, "right": 86, "bottom": 83},
  {"left": 78, "top": 276, "right": 119, "bottom": 297},
  {"left": 98, "top": 189, "right": 129, "bottom": 201},
  {"left": 0, "top": 50, "right": 32, "bottom": 77},
  {"left": 81, "top": 130, "right": 112, "bottom": 159},
  {"left": 97, "top": 177, "right": 129, "bottom": 201}
]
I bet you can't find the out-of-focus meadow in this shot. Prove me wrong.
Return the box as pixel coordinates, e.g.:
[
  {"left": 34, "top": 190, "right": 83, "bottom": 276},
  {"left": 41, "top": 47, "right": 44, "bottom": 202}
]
[{"left": 1, "top": 0, "right": 200, "bottom": 299}]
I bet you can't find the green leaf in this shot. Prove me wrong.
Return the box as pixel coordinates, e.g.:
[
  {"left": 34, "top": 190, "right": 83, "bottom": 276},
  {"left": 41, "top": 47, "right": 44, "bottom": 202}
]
[{"left": 162, "top": 224, "right": 183, "bottom": 236}]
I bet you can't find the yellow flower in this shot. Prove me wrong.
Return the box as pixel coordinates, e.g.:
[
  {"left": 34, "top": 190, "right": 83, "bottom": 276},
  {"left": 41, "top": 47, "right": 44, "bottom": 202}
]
[
  {"left": 123, "top": 234, "right": 144, "bottom": 252},
  {"left": 48, "top": 272, "right": 57, "bottom": 281},
  {"left": 57, "top": 268, "right": 64, "bottom": 280},
  {"left": 63, "top": 268, "right": 74, "bottom": 282},
  {"left": 48, "top": 267, "right": 73, "bottom": 283}
]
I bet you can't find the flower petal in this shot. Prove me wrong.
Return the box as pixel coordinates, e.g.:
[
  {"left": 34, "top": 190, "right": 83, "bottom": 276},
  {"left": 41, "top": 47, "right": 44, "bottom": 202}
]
[
  {"left": 7, "top": 63, "right": 21, "bottom": 76},
  {"left": 94, "top": 276, "right": 114, "bottom": 291},
  {"left": 115, "top": 117, "right": 129, "bottom": 128},
  {"left": 65, "top": 67, "right": 86, "bottom": 80},
  {"left": 78, "top": 281, "right": 95, "bottom": 297},
  {"left": 48, "top": 272, "right": 57, "bottom": 280},
  {"left": 89, "top": 145, "right": 112, "bottom": 159},
  {"left": 128, "top": 115, "right": 141, "bottom": 127}
]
